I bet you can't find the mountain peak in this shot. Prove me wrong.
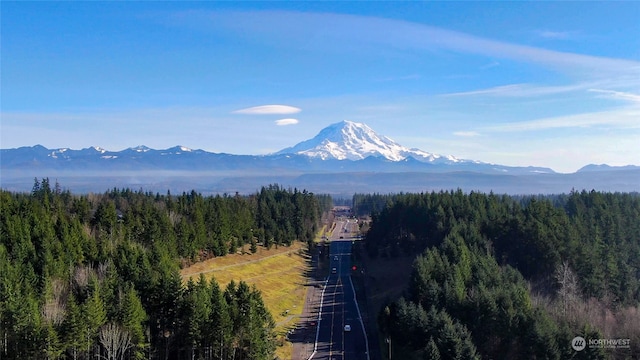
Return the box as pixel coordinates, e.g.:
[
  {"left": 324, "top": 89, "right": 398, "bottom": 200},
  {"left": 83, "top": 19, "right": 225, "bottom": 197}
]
[
  {"left": 128, "top": 145, "right": 152, "bottom": 153},
  {"left": 276, "top": 120, "right": 404, "bottom": 161},
  {"left": 166, "top": 145, "right": 193, "bottom": 153},
  {"left": 276, "top": 120, "right": 461, "bottom": 163}
]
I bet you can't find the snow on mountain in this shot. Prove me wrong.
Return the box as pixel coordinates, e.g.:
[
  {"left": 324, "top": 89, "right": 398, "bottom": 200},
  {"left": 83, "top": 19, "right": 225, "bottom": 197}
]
[
  {"left": 48, "top": 148, "right": 69, "bottom": 159},
  {"left": 1, "top": 124, "right": 558, "bottom": 175},
  {"left": 276, "top": 120, "right": 462, "bottom": 163},
  {"left": 47, "top": 146, "right": 111, "bottom": 159},
  {"left": 128, "top": 145, "right": 152, "bottom": 153},
  {"left": 161, "top": 146, "right": 194, "bottom": 155}
]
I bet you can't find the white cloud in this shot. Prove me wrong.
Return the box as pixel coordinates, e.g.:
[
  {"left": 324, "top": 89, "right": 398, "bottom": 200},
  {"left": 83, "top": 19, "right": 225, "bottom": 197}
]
[
  {"left": 536, "top": 30, "right": 574, "bottom": 40},
  {"left": 445, "top": 84, "right": 526, "bottom": 97},
  {"left": 233, "top": 105, "right": 301, "bottom": 115},
  {"left": 275, "top": 118, "right": 299, "bottom": 126},
  {"left": 375, "top": 74, "right": 421, "bottom": 82},
  {"left": 444, "top": 82, "right": 594, "bottom": 98},
  {"left": 485, "top": 107, "right": 640, "bottom": 132},
  {"left": 588, "top": 89, "right": 640, "bottom": 103},
  {"left": 176, "top": 10, "right": 640, "bottom": 77},
  {"left": 453, "top": 131, "right": 480, "bottom": 137},
  {"left": 480, "top": 61, "right": 500, "bottom": 70}
]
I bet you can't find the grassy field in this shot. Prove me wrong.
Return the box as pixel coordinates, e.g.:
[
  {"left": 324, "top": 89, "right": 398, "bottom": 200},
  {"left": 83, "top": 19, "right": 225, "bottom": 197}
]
[
  {"left": 180, "top": 242, "right": 311, "bottom": 360},
  {"left": 314, "top": 224, "right": 330, "bottom": 243}
]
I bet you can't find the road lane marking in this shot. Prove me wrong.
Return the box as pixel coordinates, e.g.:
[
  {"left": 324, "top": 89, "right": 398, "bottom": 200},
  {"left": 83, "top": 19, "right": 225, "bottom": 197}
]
[
  {"left": 307, "top": 277, "right": 328, "bottom": 360},
  {"left": 329, "top": 281, "right": 336, "bottom": 358},
  {"left": 349, "top": 275, "right": 371, "bottom": 360}
]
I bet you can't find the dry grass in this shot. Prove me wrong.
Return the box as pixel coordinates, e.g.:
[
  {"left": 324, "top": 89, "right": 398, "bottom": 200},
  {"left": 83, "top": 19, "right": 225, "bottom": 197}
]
[
  {"left": 180, "top": 242, "right": 311, "bottom": 360},
  {"left": 181, "top": 242, "right": 304, "bottom": 277},
  {"left": 314, "top": 224, "right": 330, "bottom": 243}
]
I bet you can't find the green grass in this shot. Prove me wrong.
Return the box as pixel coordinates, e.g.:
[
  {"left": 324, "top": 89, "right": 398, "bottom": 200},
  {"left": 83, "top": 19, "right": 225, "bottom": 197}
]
[{"left": 181, "top": 242, "right": 310, "bottom": 360}]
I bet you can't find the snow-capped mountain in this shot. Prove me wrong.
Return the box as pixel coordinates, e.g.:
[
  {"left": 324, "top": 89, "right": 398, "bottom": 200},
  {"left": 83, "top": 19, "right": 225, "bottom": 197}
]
[
  {"left": 3, "top": 120, "right": 639, "bottom": 194},
  {"left": 0, "top": 121, "right": 555, "bottom": 174},
  {"left": 276, "top": 120, "right": 461, "bottom": 163}
]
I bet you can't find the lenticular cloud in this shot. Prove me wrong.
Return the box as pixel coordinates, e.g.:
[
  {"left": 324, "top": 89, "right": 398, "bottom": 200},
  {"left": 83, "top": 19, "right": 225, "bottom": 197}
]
[
  {"left": 275, "top": 118, "right": 299, "bottom": 126},
  {"left": 233, "top": 105, "right": 301, "bottom": 115}
]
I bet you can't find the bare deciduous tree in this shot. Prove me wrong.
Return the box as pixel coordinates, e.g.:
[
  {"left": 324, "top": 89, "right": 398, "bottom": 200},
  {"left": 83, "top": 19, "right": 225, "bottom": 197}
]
[
  {"left": 97, "top": 261, "right": 109, "bottom": 280},
  {"left": 73, "top": 265, "right": 94, "bottom": 290},
  {"left": 99, "top": 323, "right": 132, "bottom": 360},
  {"left": 555, "top": 260, "right": 579, "bottom": 320},
  {"left": 43, "top": 278, "right": 68, "bottom": 326}
]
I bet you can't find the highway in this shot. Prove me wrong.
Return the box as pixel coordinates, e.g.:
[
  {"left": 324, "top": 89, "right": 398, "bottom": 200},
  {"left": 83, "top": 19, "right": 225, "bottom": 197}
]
[{"left": 310, "top": 218, "right": 369, "bottom": 360}]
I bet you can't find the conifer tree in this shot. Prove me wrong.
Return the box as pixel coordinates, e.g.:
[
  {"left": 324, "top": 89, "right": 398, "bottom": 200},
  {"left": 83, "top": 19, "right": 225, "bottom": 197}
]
[{"left": 118, "top": 283, "right": 147, "bottom": 359}]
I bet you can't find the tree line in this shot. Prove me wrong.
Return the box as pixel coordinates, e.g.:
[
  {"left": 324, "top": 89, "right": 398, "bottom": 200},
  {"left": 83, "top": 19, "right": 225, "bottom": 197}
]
[
  {"left": 356, "top": 190, "right": 640, "bottom": 359},
  {"left": 0, "top": 179, "right": 330, "bottom": 359}
]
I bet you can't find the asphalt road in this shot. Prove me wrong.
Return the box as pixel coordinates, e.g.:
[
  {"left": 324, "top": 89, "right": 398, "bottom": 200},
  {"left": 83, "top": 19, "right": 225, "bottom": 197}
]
[{"left": 311, "top": 219, "right": 369, "bottom": 360}]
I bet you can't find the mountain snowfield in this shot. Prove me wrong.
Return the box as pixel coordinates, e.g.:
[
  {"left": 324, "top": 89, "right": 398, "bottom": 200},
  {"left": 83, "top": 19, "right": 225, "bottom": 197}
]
[
  {"left": 45, "top": 145, "right": 196, "bottom": 160},
  {"left": 3, "top": 120, "right": 635, "bottom": 175},
  {"left": 277, "top": 120, "right": 462, "bottom": 163},
  {"left": 1, "top": 119, "right": 639, "bottom": 195},
  {"left": 14, "top": 120, "right": 470, "bottom": 165}
]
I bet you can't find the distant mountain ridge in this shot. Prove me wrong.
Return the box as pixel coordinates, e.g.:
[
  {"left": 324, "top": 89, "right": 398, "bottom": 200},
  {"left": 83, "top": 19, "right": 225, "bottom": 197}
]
[
  {"left": 577, "top": 164, "right": 640, "bottom": 172},
  {"left": 0, "top": 121, "right": 555, "bottom": 174},
  {"left": 2, "top": 121, "right": 638, "bottom": 194}
]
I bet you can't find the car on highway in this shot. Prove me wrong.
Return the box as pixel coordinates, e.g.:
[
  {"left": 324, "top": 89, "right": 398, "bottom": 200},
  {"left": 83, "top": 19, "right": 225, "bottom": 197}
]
[
  {"left": 331, "top": 267, "right": 337, "bottom": 274},
  {"left": 344, "top": 324, "right": 351, "bottom": 332},
  {"left": 334, "top": 255, "right": 338, "bottom": 260}
]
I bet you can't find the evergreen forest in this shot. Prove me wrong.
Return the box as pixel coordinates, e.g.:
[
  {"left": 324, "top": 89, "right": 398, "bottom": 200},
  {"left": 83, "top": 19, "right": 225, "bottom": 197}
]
[
  {"left": 0, "top": 179, "right": 330, "bottom": 360},
  {"left": 355, "top": 190, "right": 640, "bottom": 359}
]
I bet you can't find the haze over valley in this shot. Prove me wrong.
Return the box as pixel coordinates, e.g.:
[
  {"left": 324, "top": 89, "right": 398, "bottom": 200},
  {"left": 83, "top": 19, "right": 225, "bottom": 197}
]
[
  {"left": 2, "top": 121, "right": 638, "bottom": 195},
  {"left": 2, "top": 2, "right": 639, "bottom": 360}
]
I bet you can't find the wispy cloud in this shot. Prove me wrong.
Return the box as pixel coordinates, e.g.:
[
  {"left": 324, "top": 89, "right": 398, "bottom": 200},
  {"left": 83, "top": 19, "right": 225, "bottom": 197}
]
[
  {"left": 375, "top": 74, "right": 421, "bottom": 82},
  {"left": 0, "top": 107, "right": 309, "bottom": 153},
  {"left": 170, "top": 10, "right": 640, "bottom": 78},
  {"left": 480, "top": 61, "right": 500, "bottom": 70},
  {"left": 453, "top": 131, "right": 480, "bottom": 137},
  {"left": 588, "top": 89, "right": 640, "bottom": 103},
  {"left": 233, "top": 105, "right": 301, "bottom": 115},
  {"left": 485, "top": 107, "right": 640, "bottom": 132},
  {"left": 443, "top": 83, "right": 593, "bottom": 98},
  {"left": 535, "top": 30, "right": 575, "bottom": 40},
  {"left": 275, "top": 118, "right": 299, "bottom": 126}
]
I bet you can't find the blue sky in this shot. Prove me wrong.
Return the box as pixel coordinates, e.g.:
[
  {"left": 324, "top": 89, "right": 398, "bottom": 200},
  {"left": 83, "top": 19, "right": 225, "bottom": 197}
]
[{"left": 2, "top": 1, "right": 639, "bottom": 173}]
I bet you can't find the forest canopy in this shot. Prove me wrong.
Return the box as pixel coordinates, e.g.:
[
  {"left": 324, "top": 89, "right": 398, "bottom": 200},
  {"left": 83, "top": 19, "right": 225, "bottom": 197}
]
[
  {"left": 356, "top": 190, "right": 640, "bottom": 359},
  {"left": 0, "top": 179, "right": 330, "bottom": 359}
]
